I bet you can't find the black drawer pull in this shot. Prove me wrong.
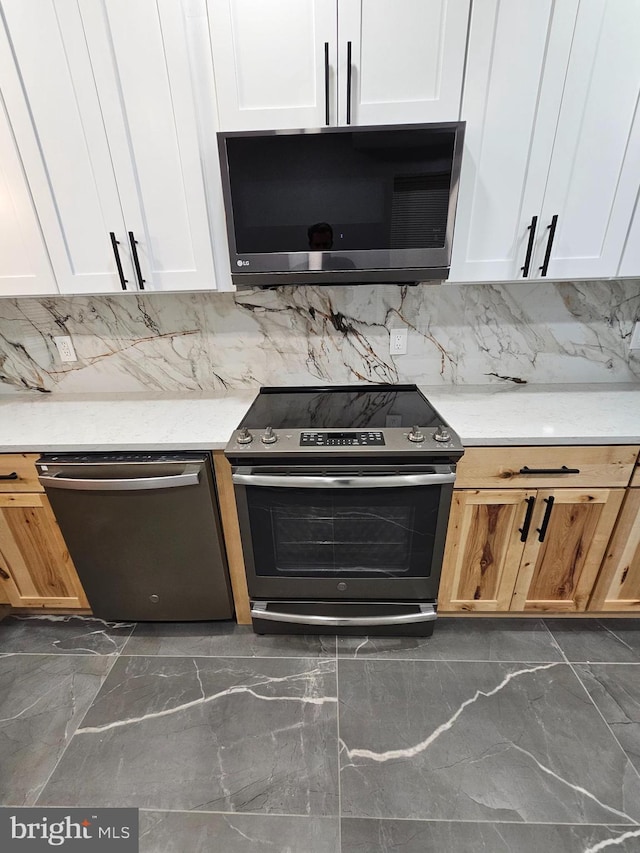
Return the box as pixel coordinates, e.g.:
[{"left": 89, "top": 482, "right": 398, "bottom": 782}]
[
  {"left": 324, "top": 42, "right": 330, "bottom": 125},
  {"left": 346, "top": 41, "right": 352, "bottom": 125},
  {"left": 518, "top": 496, "right": 535, "bottom": 542},
  {"left": 520, "top": 215, "right": 538, "bottom": 277},
  {"left": 519, "top": 465, "right": 580, "bottom": 475},
  {"left": 128, "top": 232, "right": 145, "bottom": 290},
  {"left": 536, "top": 495, "right": 555, "bottom": 542},
  {"left": 109, "top": 232, "right": 128, "bottom": 290},
  {"left": 0, "top": 565, "right": 10, "bottom": 580},
  {"left": 0, "top": 472, "right": 18, "bottom": 480},
  {"left": 539, "top": 214, "right": 558, "bottom": 276}
]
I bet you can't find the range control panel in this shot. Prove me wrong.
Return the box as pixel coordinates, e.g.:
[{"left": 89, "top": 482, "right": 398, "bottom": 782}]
[{"left": 300, "top": 431, "right": 386, "bottom": 447}]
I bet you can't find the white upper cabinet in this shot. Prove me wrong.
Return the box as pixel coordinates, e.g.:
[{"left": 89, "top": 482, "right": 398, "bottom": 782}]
[
  {"left": 209, "top": 0, "right": 338, "bottom": 131},
  {"left": 450, "top": 0, "right": 640, "bottom": 283},
  {"left": 338, "top": 0, "right": 469, "bottom": 126},
  {"left": 209, "top": 0, "right": 469, "bottom": 130},
  {"left": 534, "top": 0, "right": 640, "bottom": 280},
  {"left": 619, "top": 199, "right": 640, "bottom": 277},
  {"left": 0, "top": 90, "right": 56, "bottom": 297},
  {"left": 1, "top": 0, "right": 219, "bottom": 294}
]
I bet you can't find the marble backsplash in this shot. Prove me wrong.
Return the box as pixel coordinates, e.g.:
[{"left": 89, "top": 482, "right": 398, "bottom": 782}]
[{"left": 0, "top": 279, "right": 639, "bottom": 394}]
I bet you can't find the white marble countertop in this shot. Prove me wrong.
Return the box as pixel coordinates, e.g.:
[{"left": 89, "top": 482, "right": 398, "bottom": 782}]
[{"left": 0, "top": 383, "right": 638, "bottom": 452}]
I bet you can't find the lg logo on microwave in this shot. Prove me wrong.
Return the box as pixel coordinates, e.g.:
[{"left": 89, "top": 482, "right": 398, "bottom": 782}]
[{"left": 236, "top": 259, "right": 250, "bottom": 267}]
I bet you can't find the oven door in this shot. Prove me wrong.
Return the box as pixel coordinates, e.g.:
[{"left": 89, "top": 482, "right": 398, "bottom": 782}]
[{"left": 232, "top": 465, "right": 455, "bottom": 601}]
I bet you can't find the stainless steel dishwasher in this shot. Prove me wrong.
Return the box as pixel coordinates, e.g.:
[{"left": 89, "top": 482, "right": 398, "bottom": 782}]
[{"left": 37, "top": 452, "right": 234, "bottom": 622}]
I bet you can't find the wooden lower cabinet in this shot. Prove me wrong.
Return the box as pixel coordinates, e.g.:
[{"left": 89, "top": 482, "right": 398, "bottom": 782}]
[
  {"left": 510, "top": 488, "right": 624, "bottom": 612},
  {"left": 438, "top": 489, "right": 533, "bottom": 611},
  {"left": 439, "top": 486, "right": 624, "bottom": 613},
  {"left": 0, "top": 492, "right": 89, "bottom": 609},
  {"left": 589, "top": 488, "right": 640, "bottom": 611}
]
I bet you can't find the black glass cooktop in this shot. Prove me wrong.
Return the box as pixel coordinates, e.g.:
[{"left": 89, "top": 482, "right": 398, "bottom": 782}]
[{"left": 238, "top": 385, "right": 441, "bottom": 430}]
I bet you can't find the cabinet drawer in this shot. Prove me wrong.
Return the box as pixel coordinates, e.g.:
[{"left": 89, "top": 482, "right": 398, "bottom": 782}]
[
  {"left": 455, "top": 446, "right": 638, "bottom": 489},
  {"left": 0, "top": 453, "right": 42, "bottom": 492}
]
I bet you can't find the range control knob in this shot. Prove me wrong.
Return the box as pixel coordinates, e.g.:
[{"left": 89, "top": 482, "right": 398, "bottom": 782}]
[
  {"left": 434, "top": 425, "right": 451, "bottom": 443},
  {"left": 236, "top": 428, "right": 253, "bottom": 445},
  {"left": 408, "top": 425, "right": 425, "bottom": 443},
  {"left": 261, "top": 426, "right": 278, "bottom": 445}
]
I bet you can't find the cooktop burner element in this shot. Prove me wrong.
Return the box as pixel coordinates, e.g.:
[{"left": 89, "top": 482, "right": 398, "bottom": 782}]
[{"left": 226, "top": 384, "right": 463, "bottom": 460}]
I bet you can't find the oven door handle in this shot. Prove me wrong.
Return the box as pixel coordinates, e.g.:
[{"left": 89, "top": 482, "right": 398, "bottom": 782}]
[
  {"left": 251, "top": 602, "right": 437, "bottom": 627},
  {"left": 232, "top": 472, "right": 455, "bottom": 489}
]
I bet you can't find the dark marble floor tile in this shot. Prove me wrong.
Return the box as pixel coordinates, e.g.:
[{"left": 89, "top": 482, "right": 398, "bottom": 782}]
[
  {"left": 337, "top": 618, "right": 563, "bottom": 662},
  {"left": 338, "top": 659, "right": 640, "bottom": 823},
  {"left": 0, "top": 654, "right": 112, "bottom": 806},
  {"left": 341, "top": 818, "right": 640, "bottom": 852},
  {"left": 140, "top": 811, "right": 339, "bottom": 853},
  {"left": 38, "top": 655, "right": 338, "bottom": 816},
  {"left": 574, "top": 663, "right": 640, "bottom": 775},
  {"left": 0, "top": 614, "right": 135, "bottom": 655},
  {"left": 545, "top": 619, "right": 640, "bottom": 663},
  {"left": 123, "top": 621, "right": 336, "bottom": 658}
]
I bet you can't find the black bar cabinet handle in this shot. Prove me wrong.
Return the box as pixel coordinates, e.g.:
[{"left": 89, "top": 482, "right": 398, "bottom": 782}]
[
  {"left": 109, "top": 232, "right": 128, "bottom": 290},
  {"left": 539, "top": 214, "right": 558, "bottom": 276},
  {"left": 518, "top": 496, "right": 535, "bottom": 542},
  {"left": 324, "top": 42, "right": 330, "bottom": 125},
  {"left": 536, "top": 496, "right": 555, "bottom": 542},
  {"left": 519, "top": 465, "right": 580, "bottom": 475},
  {"left": 128, "top": 232, "right": 145, "bottom": 290},
  {"left": 520, "top": 215, "right": 538, "bottom": 277},
  {"left": 0, "top": 472, "right": 18, "bottom": 480},
  {"left": 346, "top": 41, "right": 352, "bottom": 125}
]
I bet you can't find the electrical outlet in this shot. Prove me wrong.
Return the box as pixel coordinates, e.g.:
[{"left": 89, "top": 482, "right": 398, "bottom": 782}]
[
  {"left": 630, "top": 321, "right": 640, "bottom": 351},
  {"left": 53, "top": 335, "right": 77, "bottom": 363},
  {"left": 390, "top": 328, "right": 408, "bottom": 355}
]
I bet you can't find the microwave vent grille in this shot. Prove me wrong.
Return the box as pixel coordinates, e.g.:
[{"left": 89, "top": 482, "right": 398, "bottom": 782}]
[{"left": 391, "top": 173, "right": 449, "bottom": 249}]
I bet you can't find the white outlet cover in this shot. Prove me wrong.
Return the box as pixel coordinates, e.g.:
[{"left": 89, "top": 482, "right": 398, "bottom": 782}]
[
  {"left": 390, "top": 328, "right": 408, "bottom": 355},
  {"left": 53, "top": 335, "right": 77, "bottom": 362}
]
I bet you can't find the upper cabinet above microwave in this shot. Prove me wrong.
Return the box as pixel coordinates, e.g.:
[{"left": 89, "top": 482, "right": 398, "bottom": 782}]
[
  {"left": 449, "top": 0, "right": 640, "bottom": 283},
  {"left": 208, "top": 0, "right": 470, "bottom": 131}
]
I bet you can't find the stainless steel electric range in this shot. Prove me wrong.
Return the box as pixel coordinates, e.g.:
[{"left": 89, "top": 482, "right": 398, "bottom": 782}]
[{"left": 225, "top": 385, "right": 464, "bottom": 636}]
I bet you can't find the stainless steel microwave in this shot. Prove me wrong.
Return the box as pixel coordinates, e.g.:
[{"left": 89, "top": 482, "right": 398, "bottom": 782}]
[{"left": 217, "top": 122, "right": 465, "bottom": 287}]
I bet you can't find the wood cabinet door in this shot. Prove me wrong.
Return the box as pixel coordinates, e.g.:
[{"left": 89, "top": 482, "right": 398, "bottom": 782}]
[
  {"left": 438, "top": 489, "right": 533, "bottom": 611},
  {"left": 337, "top": 0, "right": 469, "bottom": 126},
  {"left": 589, "top": 489, "right": 640, "bottom": 611},
  {"left": 209, "top": 0, "right": 338, "bottom": 130},
  {"left": 0, "top": 494, "right": 89, "bottom": 609},
  {"left": 511, "top": 488, "right": 624, "bottom": 612}
]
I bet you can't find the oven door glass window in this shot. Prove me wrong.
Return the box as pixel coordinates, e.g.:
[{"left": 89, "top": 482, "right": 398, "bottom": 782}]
[{"left": 243, "top": 485, "right": 442, "bottom": 579}]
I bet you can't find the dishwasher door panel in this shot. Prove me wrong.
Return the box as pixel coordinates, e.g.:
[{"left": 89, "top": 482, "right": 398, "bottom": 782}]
[{"left": 38, "top": 456, "right": 233, "bottom": 622}]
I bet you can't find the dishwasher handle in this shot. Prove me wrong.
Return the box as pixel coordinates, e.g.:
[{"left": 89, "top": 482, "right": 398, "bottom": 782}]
[{"left": 38, "top": 464, "right": 201, "bottom": 492}]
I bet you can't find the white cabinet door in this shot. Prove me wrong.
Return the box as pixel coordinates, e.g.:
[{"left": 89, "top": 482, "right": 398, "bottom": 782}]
[
  {"left": 450, "top": 0, "right": 640, "bottom": 284},
  {"left": 209, "top": 0, "right": 338, "bottom": 130},
  {"left": 0, "top": 93, "right": 56, "bottom": 296},
  {"left": 449, "top": 0, "right": 577, "bottom": 282},
  {"left": 619, "top": 201, "right": 640, "bottom": 277},
  {"left": 338, "top": 0, "right": 469, "bottom": 126},
  {"left": 0, "top": 0, "right": 135, "bottom": 294},
  {"left": 534, "top": 0, "right": 640, "bottom": 280},
  {"left": 79, "top": 0, "right": 218, "bottom": 291}
]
